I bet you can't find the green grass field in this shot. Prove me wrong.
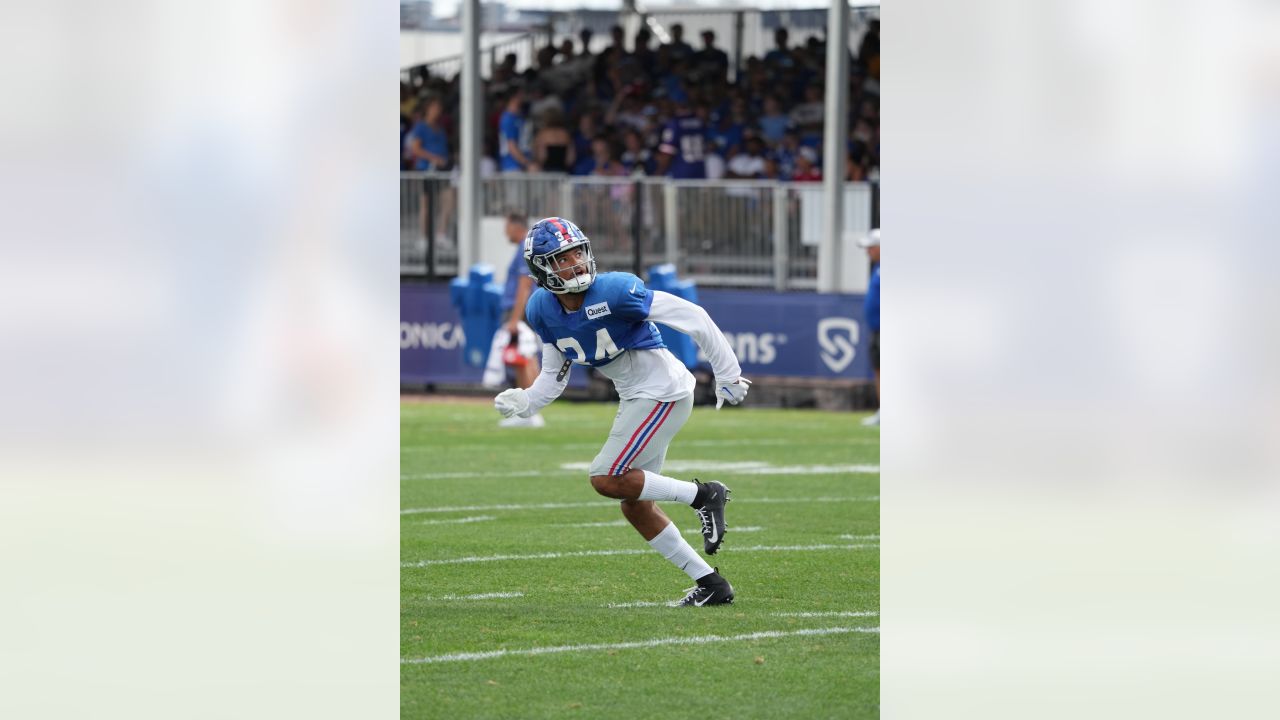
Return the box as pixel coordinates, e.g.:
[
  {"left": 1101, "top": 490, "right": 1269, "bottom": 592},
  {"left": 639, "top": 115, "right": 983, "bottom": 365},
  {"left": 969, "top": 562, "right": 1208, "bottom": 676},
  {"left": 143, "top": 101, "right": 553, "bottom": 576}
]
[{"left": 402, "top": 399, "right": 879, "bottom": 719}]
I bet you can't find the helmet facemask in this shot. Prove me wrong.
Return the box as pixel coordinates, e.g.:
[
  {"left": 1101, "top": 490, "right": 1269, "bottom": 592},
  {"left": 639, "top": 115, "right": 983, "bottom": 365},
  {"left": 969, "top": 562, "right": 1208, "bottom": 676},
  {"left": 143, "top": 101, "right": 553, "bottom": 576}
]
[{"left": 531, "top": 240, "right": 597, "bottom": 294}]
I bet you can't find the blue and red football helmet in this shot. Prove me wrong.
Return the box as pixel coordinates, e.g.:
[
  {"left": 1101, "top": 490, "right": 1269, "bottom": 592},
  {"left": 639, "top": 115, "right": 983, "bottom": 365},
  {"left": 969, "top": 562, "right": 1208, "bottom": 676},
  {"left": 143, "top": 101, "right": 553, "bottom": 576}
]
[{"left": 523, "top": 217, "right": 598, "bottom": 294}]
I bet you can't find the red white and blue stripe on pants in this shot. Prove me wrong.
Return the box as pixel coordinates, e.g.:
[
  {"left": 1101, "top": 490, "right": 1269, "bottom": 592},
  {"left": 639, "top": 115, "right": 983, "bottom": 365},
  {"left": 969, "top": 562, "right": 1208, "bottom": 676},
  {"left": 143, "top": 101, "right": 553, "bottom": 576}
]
[{"left": 608, "top": 401, "right": 674, "bottom": 475}]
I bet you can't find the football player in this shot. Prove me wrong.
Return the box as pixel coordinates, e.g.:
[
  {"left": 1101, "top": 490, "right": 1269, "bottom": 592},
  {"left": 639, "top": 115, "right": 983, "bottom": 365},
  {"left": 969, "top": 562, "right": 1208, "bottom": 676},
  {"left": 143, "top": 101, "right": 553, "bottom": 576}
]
[
  {"left": 494, "top": 217, "right": 751, "bottom": 607},
  {"left": 481, "top": 211, "right": 544, "bottom": 428}
]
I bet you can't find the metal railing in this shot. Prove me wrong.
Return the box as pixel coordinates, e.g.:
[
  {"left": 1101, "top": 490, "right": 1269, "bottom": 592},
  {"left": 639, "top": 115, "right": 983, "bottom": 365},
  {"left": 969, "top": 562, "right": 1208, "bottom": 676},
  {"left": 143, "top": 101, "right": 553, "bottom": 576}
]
[
  {"left": 402, "top": 173, "right": 875, "bottom": 291},
  {"left": 400, "top": 173, "right": 459, "bottom": 277}
]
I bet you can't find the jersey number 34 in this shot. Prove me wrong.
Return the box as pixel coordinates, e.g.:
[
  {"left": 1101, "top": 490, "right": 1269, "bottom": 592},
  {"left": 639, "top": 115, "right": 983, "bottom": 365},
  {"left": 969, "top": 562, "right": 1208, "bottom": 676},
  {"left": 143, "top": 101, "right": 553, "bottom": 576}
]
[{"left": 557, "top": 328, "right": 622, "bottom": 364}]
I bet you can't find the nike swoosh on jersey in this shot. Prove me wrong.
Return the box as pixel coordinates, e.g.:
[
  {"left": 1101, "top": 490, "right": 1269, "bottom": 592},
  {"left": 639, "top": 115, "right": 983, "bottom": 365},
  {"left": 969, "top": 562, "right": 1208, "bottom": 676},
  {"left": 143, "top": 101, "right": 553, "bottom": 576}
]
[{"left": 630, "top": 282, "right": 640, "bottom": 295}]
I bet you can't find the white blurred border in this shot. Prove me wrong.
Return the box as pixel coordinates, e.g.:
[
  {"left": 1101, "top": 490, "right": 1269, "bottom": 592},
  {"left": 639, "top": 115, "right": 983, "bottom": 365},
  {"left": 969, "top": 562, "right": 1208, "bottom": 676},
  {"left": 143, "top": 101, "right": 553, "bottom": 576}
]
[
  {"left": 889, "top": 0, "right": 1280, "bottom": 717},
  {"left": 0, "top": 2, "right": 398, "bottom": 717}
]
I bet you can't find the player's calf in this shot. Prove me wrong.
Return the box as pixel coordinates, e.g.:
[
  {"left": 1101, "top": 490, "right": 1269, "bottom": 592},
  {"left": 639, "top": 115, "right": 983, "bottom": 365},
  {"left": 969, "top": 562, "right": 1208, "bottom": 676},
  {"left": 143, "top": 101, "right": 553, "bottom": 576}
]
[{"left": 594, "top": 470, "right": 733, "bottom": 554}]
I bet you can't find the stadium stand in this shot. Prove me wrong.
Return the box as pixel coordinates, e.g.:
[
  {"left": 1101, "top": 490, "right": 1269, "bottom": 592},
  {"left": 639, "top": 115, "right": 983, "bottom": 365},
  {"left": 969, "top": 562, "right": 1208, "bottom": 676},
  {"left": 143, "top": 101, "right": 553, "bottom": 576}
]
[{"left": 401, "top": 17, "right": 878, "bottom": 184}]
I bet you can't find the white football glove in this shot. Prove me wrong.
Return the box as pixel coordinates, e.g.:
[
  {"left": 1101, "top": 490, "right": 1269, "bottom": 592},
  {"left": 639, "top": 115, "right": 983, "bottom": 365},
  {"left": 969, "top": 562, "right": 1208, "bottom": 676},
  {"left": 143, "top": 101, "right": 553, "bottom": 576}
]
[
  {"left": 715, "top": 377, "right": 752, "bottom": 409},
  {"left": 494, "top": 387, "right": 531, "bottom": 418}
]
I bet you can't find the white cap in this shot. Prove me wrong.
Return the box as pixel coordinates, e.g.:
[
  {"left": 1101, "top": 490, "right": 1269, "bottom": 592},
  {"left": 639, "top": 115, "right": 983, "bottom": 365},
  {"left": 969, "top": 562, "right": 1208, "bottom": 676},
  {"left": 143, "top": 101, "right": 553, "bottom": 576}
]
[{"left": 858, "top": 228, "right": 880, "bottom": 248}]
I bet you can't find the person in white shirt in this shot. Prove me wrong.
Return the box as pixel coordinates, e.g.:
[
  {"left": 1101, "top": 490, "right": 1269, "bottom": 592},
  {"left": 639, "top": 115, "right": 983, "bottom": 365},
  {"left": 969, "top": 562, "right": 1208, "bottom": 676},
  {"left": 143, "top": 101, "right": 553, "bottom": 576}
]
[{"left": 726, "top": 134, "right": 767, "bottom": 179}]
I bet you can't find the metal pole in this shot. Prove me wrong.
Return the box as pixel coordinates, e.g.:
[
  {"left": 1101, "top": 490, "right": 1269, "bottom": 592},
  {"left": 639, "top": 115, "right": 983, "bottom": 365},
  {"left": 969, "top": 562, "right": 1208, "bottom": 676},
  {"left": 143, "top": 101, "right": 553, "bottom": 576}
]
[
  {"left": 772, "top": 183, "right": 788, "bottom": 291},
  {"left": 560, "top": 178, "right": 574, "bottom": 219},
  {"left": 733, "top": 11, "right": 745, "bottom": 83},
  {"left": 459, "top": 0, "right": 482, "bottom": 274},
  {"left": 663, "top": 182, "right": 679, "bottom": 267},
  {"left": 818, "top": 0, "right": 850, "bottom": 293},
  {"left": 632, "top": 180, "right": 644, "bottom": 276},
  {"left": 871, "top": 180, "right": 879, "bottom": 229},
  {"left": 426, "top": 180, "right": 436, "bottom": 278}
]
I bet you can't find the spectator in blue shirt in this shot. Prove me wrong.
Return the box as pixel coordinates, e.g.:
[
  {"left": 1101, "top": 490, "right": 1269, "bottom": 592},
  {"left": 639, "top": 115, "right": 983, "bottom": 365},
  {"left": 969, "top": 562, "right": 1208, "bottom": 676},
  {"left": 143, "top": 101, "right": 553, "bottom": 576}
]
[
  {"left": 571, "top": 113, "right": 598, "bottom": 173},
  {"left": 498, "top": 89, "right": 536, "bottom": 172},
  {"left": 708, "top": 96, "right": 748, "bottom": 159},
  {"left": 405, "top": 97, "right": 449, "bottom": 171},
  {"left": 774, "top": 129, "right": 802, "bottom": 178},
  {"left": 859, "top": 229, "right": 880, "bottom": 427},
  {"left": 405, "top": 97, "right": 453, "bottom": 249},
  {"left": 655, "top": 91, "right": 707, "bottom": 179},
  {"left": 758, "top": 95, "right": 792, "bottom": 145}
]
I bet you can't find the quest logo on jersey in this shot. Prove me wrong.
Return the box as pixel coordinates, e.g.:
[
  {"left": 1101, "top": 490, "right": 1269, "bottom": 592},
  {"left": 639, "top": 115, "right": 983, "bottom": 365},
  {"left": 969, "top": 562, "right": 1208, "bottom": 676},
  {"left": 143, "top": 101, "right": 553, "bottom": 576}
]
[
  {"left": 817, "top": 317, "right": 859, "bottom": 373},
  {"left": 585, "top": 301, "right": 611, "bottom": 320}
]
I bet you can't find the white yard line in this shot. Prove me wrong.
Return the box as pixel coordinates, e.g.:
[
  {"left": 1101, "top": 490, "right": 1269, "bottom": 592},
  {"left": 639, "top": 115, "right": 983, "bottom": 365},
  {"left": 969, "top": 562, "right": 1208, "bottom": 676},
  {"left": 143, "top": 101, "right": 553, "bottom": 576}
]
[
  {"left": 403, "top": 500, "right": 615, "bottom": 515},
  {"left": 424, "top": 592, "right": 525, "bottom": 601},
  {"left": 558, "top": 460, "right": 772, "bottom": 473},
  {"left": 735, "top": 464, "right": 879, "bottom": 475},
  {"left": 558, "top": 461, "right": 880, "bottom": 476},
  {"left": 402, "top": 470, "right": 549, "bottom": 480},
  {"left": 402, "top": 626, "right": 879, "bottom": 664},
  {"left": 555, "top": 520, "right": 630, "bottom": 528},
  {"left": 604, "top": 601, "right": 669, "bottom": 608},
  {"left": 838, "top": 534, "right": 880, "bottom": 541},
  {"left": 417, "top": 515, "right": 497, "bottom": 525},
  {"left": 401, "top": 496, "right": 878, "bottom": 515},
  {"left": 773, "top": 611, "right": 879, "bottom": 618},
  {"left": 553, "top": 521, "right": 764, "bottom": 532},
  {"left": 402, "top": 462, "right": 879, "bottom": 481},
  {"left": 402, "top": 543, "right": 878, "bottom": 567},
  {"left": 402, "top": 438, "right": 879, "bottom": 453}
]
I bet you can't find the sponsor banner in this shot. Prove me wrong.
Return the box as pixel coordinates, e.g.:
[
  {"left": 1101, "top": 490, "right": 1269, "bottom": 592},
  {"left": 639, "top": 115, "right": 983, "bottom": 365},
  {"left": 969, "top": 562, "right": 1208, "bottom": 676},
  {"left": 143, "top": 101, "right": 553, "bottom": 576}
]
[
  {"left": 401, "top": 284, "right": 592, "bottom": 387},
  {"left": 402, "top": 284, "right": 872, "bottom": 384},
  {"left": 402, "top": 284, "right": 477, "bottom": 384},
  {"left": 692, "top": 289, "right": 873, "bottom": 379}
]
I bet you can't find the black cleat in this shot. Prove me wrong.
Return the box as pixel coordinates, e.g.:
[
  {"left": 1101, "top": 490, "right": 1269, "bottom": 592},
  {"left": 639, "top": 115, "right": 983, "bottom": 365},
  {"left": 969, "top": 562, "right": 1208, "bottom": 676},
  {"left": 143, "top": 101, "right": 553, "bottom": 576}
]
[
  {"left": 675, "top": 569, "right": 735, "bottom": 607},
  {"left": 692, "top": 479, "right": 731, "bottom": 555}
]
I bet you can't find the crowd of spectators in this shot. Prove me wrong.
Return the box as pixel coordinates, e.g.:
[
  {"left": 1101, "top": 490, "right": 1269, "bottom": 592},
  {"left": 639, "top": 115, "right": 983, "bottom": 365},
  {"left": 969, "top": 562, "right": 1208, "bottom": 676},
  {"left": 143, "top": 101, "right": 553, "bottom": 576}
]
[{"left": 402, "top": 20, "right": 879, "bottom": 184}]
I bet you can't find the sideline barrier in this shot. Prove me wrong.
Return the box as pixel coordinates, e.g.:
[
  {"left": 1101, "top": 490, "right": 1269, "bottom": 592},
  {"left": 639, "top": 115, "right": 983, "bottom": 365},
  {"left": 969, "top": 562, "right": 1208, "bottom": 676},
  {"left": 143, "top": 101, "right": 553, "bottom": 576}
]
[
  {"left": 448, "top": 265, "right": 503, "bottom": 368},
  {"left": 646, "top": 264, "right": 699, "bottom": 370},
  {"left": 403, "top": 284, "right": 872, "bottom": 385}
]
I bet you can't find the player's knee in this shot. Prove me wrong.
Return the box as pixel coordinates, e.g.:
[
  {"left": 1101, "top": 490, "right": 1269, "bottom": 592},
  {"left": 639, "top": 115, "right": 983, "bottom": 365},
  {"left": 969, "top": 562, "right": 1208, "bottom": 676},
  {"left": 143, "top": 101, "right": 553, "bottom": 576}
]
[{"left": 589, "top": 474, "right": 617, "bottom": 498}]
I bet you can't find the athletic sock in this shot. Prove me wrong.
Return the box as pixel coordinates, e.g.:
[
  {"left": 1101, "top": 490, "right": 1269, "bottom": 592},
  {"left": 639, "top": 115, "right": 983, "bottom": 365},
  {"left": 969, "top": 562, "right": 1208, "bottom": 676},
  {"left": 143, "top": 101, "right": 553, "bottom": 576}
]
[
  {"left": 638, "top": 470, "right": 699, "bottom": 505},
  {"left": 647, "top": 522, "right": 714, "bottom": 581}
]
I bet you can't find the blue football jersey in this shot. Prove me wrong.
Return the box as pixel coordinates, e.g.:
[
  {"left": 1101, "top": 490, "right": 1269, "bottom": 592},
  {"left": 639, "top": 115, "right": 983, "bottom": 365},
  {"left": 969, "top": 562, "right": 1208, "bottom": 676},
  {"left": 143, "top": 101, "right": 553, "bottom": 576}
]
[
  {"left": 526, "top": 272, "right": 667, "bottom": 367},
  {"left": 658, "top": 115, "right": 708, "bottom": 179}
]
